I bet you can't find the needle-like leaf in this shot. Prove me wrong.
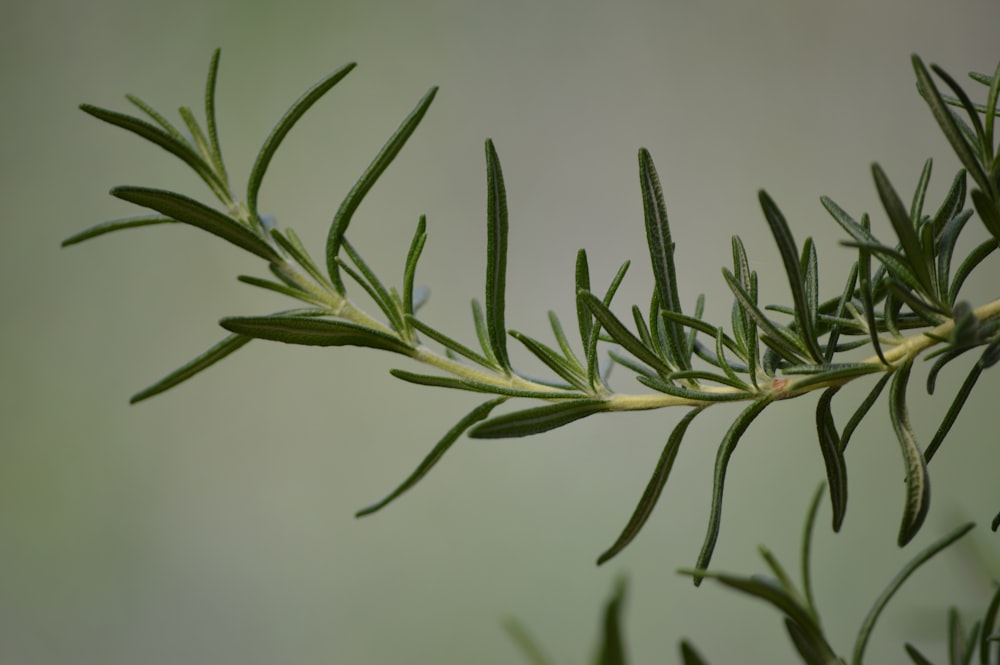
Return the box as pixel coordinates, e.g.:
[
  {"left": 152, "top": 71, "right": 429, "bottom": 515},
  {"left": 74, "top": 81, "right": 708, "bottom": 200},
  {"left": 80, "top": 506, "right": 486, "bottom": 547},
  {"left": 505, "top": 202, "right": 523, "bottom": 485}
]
[
  {"left": 852, "top": 522, "right": 974, "bottom": 665},
  {"left": 469, "top": 399, "right": 611, "bottom": 439},
  {"left": 220, "top": 315, "right": 413, "bottom": 354},
  {"left": 130, "top": 334, "right": 252, "bottom": 404},
  {"left": 639, "top": 148, "right": 689, "bottom": 369},
  {"left": 355, "top": 397, "right": 506, "bottom": 516},
  {"left": 483, "top": 139, "right": 512, "bottom": 373},
  {"left": 597, "top": 407, "right": 704, "bottom": 565},
  {"left": 203, "top": 48, "right": 228, "bottom": 184},
  {"left": 61, "top": 215, "right": 177, "bottom": 246},
  {"left": 403, "top": 216, "right": 428, "bottom": 317},
  {"left": 888, "top": 359, "right": 931, "bottom": 546},
  {"left": 816, "top": 388, "right": 848, "bottom": 531},
  {"left": 581, "top": 291, "right": 672, "bottom": 376},
  {"left": 913, "top": 56, "right": 991, "bottom": 195},
  {"left": 325, "top": 86, "right": 438, "bottom": 287},
  {"left": 759, "top": 190, "right": 822, "bottom": 362},
  {"left": 246, "top": 62, "right": 356, "bottom": 227},
  {"left": 111, "top": 187, "right": 280, "bottom": 261},
  {"left": 692, "top": 397, "right": 772, "bottom": 584},
  {"left": 80, "top": 104, "right": 229, "bottom": 197},
  {"left": 872, "top": 164, "right": 936, "bottom": 298}
]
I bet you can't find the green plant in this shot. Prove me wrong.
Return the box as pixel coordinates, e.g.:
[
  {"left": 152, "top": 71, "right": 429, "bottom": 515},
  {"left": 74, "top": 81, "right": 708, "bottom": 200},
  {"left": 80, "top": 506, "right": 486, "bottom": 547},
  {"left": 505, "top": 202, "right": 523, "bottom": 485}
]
[{"left": 65, "top": 49, "right": 1000, "bottom": 663}]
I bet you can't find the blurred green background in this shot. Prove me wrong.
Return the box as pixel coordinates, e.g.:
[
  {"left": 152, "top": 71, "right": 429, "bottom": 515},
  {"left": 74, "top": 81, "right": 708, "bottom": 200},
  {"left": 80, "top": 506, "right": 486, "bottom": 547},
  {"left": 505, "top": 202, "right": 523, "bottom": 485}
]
[{"left": 2, "top": 0, "right": 999, "bottom": 663}]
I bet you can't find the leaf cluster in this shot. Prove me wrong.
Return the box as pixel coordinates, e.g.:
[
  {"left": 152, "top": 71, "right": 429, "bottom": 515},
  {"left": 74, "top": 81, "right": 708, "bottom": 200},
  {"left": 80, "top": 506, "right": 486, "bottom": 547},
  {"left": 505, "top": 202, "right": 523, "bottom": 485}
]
[{"left": 66, "top": 50, "right": 1000, "bottom": 664}]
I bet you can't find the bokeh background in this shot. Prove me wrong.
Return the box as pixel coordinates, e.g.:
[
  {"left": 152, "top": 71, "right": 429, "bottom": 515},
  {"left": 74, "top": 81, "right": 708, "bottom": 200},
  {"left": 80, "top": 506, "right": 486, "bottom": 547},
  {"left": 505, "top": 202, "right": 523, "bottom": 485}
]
[{"left": 3, "top": 0, "right": 999, "bottom": 663}]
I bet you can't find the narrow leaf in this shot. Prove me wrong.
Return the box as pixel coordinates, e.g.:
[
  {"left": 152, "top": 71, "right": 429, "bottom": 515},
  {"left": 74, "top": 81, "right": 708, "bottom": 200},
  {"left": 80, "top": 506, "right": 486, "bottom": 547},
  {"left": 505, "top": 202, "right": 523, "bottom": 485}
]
[
  {"left": 483, "top": 139, "right": 512, "bottom": 372},
  {"left": 950, "top": 239, "right": 998, "bottom": 303},
  {"left": 203, "top": 48, "right": 228, "bottom": 184},
  {"left": 595, "top": 578, "right": 628, "bottom": 665},
  {"left": 130, "top": 334, "right": 252, "bottom": 403},
  {"left": 723, "top": 269, "right": 810, "bottom": 365},
  {"left": 872, "top": 164, "right": 936, "bottom": 298},
  {"left": 220, "top": 315, "right": 413, "bottom": 354},
  {"left": 910, "top": 159, "right": 934, "bottom": 223},
  {"left": 406, "top": 315, "right": 497, "bottom": 370},
  {"left": 692, "top": 397, "right": 772, "bottom": 584},
  {"left": 597, "top": 407, "right": 704, "bottom": 564},
  {"left": 79, "top": 104, "right": 226, "bottom": 195},
  {"left": 759, "top": 190, "right": 822, "bottom": 361},
  {"left": 816, "top": 389, "right": 848, "bottom": 531},
  {"left": 639, "top": 148, "right": 689, "bottom": 368},
  {"left": 801, "top": 484, "right": 825, "bottom": 623},
  {"left": 469, "top": 399, "right": 610, "bottom": 439},
  {"left": 111, "top": 187, "right": 280, "bottom": 261},
  {"left": 403, "top": 216, "right": 428, "bottom": 316},
  {"left": 510, "top": 331, "right": 589, "bottom": 391},
  {"left": 852, "top": 522, "right": 975, "bottom": 665},
  {"left": 903, "top": 643, "right": 935, "bottom": 665},
  {"left": 971, "top": 189, "right": 1000, "bottom": 241},
  {"left": 888, "top": 360, "right": 931, "bottom": 546},
  {"left": 913, "top": 56, "right": 991, "bottom": 194},
  {"left": 62, "top": 215, "right": 176, "bottom": 246},
  {"left": 326, "top": 86, "right": 438, "bottom": 287},
  {"left": 581, "top": 291, "right": 672, "bottom": 376},
  {"left": 246, "top": 62, "right": 357, "bottom": 226},
  {"left": 924, "top": 347, "right": 987, "bottom": 462},
  {"left": 576, "top": 249, "right": 593, "bottom": 351},
  {"left": 841, "top": 373, "right": 891, "bottom": 453},
  {"left": 390, "top": 369, "right": 580, "bottom": 399},
  {"left": 355, "top": 398, "right": 506, "bottom": 516},
  {"left": 679, "top": 641, "right": 711, "bottom": 665}
]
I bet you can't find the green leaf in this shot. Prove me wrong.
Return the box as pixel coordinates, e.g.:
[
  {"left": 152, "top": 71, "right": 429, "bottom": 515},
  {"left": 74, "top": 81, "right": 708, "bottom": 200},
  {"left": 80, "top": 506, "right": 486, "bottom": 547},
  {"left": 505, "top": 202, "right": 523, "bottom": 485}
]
[
  {"left": 111, "top": 187, "right": 280, "bottom": 261},
  {"left": 913, "top": 56, "right": 991, "bottom": 194},
  {"left": 679, "top": 567, "right": 834, "bottom": 659},
  {"left": 950, "top": 239, "right": 998, "bottom": 304},
  {"left": 79, "top": 103, "right": 227, "bottom": 196},
  {"left": 722, "top": 268, "right": 810, "bottom": 365},
  {"left": 220, "top": 315, "right": 413, "bottom": 354},
  {"left": 679, "top": 641, "right": 711, "bottom": 665},
  {"left": 888, "top": 360, "right": 931, "bottom": 546},
  {"left": 635, "top": 376, "right": 750, "bottom": 402},
  {"left": 784, "top": 363, "right": 884, "bottom": 392},
  {"left": 236, "top": 274, "right": 323, "bottom": 305},
  {"left": 270, "top": 227, "right": 333, "bottom": 289},
  {"left": 903, "top": 643, "right": 936, "bottom": 665},
  {"left": 936, "top": 209, "right": 975, "bottom": 302},
  {"left": 816, "top": 388, "right": 848, "bottom": 531},
  {"left": 471, "top": 298, "right": 500, "bottom": 367},
  {"left": 406, "top": 315, "right": 498, "bottom": 370},
  {"left": 246, "top": 62, "right": 356, "bottom": 228},
  {"left": 971, "top": 189, "right": 1000, "bottom": 242},
  {"left": 510, "top": 331, "right": 590, "bottom": 392},
  {"left": 389, "top": 369, "right": 581, "bottom": 399},
  {"left": 597, "top": 407, "right": 703, "bottom": 565},
  {"left": 692, "top": 397, "right": 772, "bottom": 584},
  {"left": 549, "top": 311, "right": 584, "bottom": 369},
  {"left": 203, "top": 48, "right": 228, "bottom": 185},
  {"left": 585, "top": 261, "right": 631, "bottom": 390},
  {"left": 130, "top": 334, "right": 252, "bottom": 403},
  {"left": 340, "top": 238, "right": 404, "bottom": 332},
  {"left": 872, "top": 164, "right": 936, "bottom": 298},
  {"left": 931, "top": 65, "right": 987, "bottom": 157},
  {"left": 639, "top": 148, "right": 689, "bottom": 369},
  {"left": 924, "top": 345, "right": 990, "bottom": 463},
  {"left": 801, "top": 484, "right": 825, "bottom": 623},
  {"left": 594, "top": 578, "right": 628, "bottom": 665},
  {"left": 824, "top": 264, "right": 859, "bottom": 363},
  {"left": 759, "top": 190, "right": 822, "bottom": 362},
  {"left": 61, "top": 215, "right": 176, "bottom": 246},
  {"left": 125, "top": 94, "right": 185, "bottom": 140},
  {"left": 325, "top": 86, "right": 438, "bottom": 288},
  {"left": 840, "top": 373, "right": 891, "bottom": 453},
  {"left": 403, "top": 216, "right": 428, "bottom": 316},
  {"left": 981, "top": 582, "right": 1000, "bottom": 664},
  {"left": 355, "top": 397, "right": 506, "bottom": 517},
  {"left": 785, "top": 618, "right": 834, "bottom": 665},
  {"left": 852, "top": 522, "right": 975, "bottom": 665},
  {"left": 910, "top": 158, "right": 934, "bottom": 223},
  {"left": 482, "top": 139, "right": 512, "bottom": 372},
  {"left": 580, "top": 291, "right": 672, "bottom": 376},
  {"left": 576, "top": 249, "right": 593, "bottom": 349},
  {"left": 469, "top": 399, "right": 611, "bottom": 439},
  {"left": 984, "top": 60, "right": 1000, "bottom": 153}
]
